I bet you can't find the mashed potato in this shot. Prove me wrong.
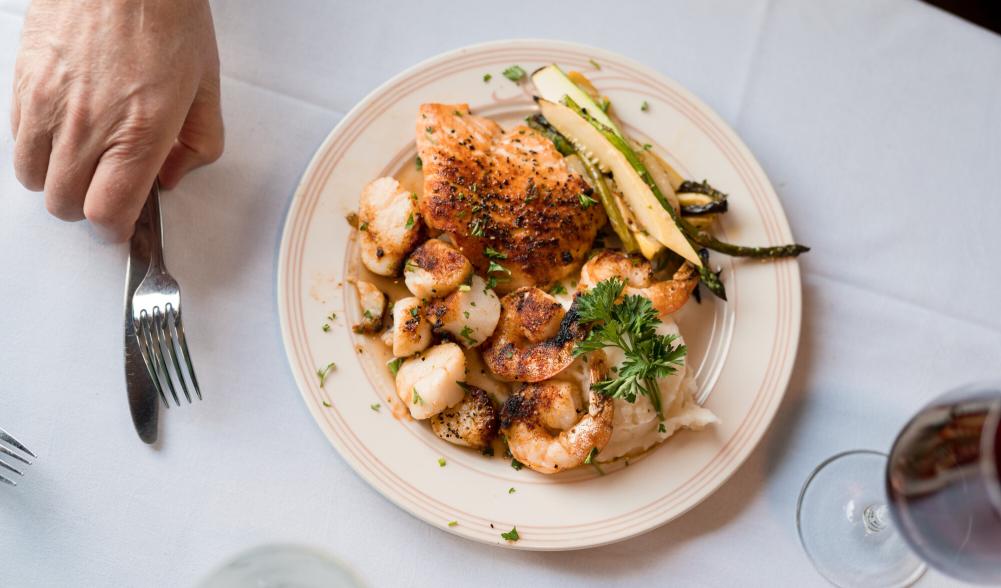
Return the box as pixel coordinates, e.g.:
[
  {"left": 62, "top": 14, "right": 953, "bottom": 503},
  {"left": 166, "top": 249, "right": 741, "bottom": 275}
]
[{"left": 597, "top": 318, "right": 718, "bottom": 462}]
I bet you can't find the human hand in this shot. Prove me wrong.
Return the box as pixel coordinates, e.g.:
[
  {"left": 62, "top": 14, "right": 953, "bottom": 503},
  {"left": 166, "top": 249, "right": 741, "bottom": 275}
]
[{"left": 11, "top": 0, "right": 224, "bottom": 242}]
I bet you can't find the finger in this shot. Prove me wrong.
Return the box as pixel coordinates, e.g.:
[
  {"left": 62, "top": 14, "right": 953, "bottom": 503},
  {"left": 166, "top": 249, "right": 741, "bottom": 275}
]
[
  {"left": 84, "top": 140, "right": 174, "bottom": 243},
  {"left": 158, "top": 79, "right": 224, "bottom": 189},
  {"left": 12, "top": 105, "right": 52, "bottom": 191},
  {"left": 43, "top": 123, "right": 102, "bottom": 221}
]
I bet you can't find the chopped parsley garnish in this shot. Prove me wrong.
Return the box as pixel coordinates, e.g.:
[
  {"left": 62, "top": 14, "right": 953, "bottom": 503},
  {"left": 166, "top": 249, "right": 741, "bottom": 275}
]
[
  {"left": 322, "top": 400, "right": 332, "bottom": 407},
  {"left": 585, "top": 447, "right": 605, "bottom": 476},
  {"left": 550, "top": 283, "right": 567, "bottom": 295},
  {"left": 486, "top": 261, "right": 510, "bottom": 276},
  {"left": 409, "top": 307, "right": 419, "bottom": 318},
  {"left": 412, "top": 387, "right": 424, "bottom": 405},
  {"left": 573, "top": 278, "right": 687, "bottom": 418},
  {"left": 327, "top": 312, "right": 337, "bottom": 320},
  {"left": 598, "top": 97, "right": 610, "bottom": 112},
  {"left": 415, "top": 156, "right": 422, "bottom": 170},
  {"left": 501, "top": 527, "right": 520, "bottom": 542},
  {"left": 387, "top": 357, "right": 404, "bottom": 376},
  {"left": 363, "top": 309, "right": 374, "bottom": 320},
  {"left": 508, "top": 487, "right": 516, "bottom": 494},
  {"left": 642, "top": 143, "right": 653, "bottom": 151},
  {"left": 316, "top": 362, "right": 336, "bottom": 387},
  {"left": 459, "top": 325, "right": 477, "bottom": 346},
  {"left": 358, "top": 221, "right": 368, "bottom": 231},
  {"left": 641, "top": 100, "right": 650, "bottom": 112},
  {"left": 448, "top": 520, "right": 458, "bottom": 527},
  {"left": 425, "top": 126, "right": 434, "bottom": 133},
  {"left": 438, "top": 457, "right": 447, "bottom": 467},
  {"left": 454, "top": 110, "right": 463, "bottom": 117},
  {"left": 589, "top": 58, "right": 601, "bottom": 70},
  {"left": 658, "top": 422, "right": 666, "bottom": 434},
  {"left": 510, "top": 459, "right": 523, "bottom": 471},
  {"left": 483, "top": 247, "right": 507, "bottom": 260},
  {"left": 404, "top": 213, "right": 415, "bottom": 230},
  {"left": 370, "top": 403, "right": 381, "bottom": 412},
  {"left": 483, "top": 73, "right": 492, "bottom": 83},
  {"left": 463, "top": 310, "right": 470, "bottom": 320},
  {"left": 322, "top": 323, "right": 331, "bottom": 332},
  {"left": 404, "top": 260, "right": 418, "bottom": 273},
  {"left": 578, "top": 193, "right": 598, "bottom": 209},
  {"left": 469, "top": 218, "right": 486, "bottom": 237},
  {"left": 502, "top": 65, "right": 526, "bottom": 82}
]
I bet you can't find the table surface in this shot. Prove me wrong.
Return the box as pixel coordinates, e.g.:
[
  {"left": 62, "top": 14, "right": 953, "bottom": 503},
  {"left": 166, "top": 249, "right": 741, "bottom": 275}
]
[{"left": 1, "top": 0, "right": 999, "bottom": 586}]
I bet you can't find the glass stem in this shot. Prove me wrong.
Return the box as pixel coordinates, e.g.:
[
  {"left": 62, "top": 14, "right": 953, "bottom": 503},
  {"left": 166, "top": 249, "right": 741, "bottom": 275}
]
[{"left": 862, "top": 503, "right": 890, "bottom": 534}]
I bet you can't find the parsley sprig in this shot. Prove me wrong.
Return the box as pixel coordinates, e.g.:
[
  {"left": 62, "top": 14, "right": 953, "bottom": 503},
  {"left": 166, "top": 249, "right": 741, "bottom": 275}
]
[{"left": 572, "top": 278, "right": 687, "bottom": 417}]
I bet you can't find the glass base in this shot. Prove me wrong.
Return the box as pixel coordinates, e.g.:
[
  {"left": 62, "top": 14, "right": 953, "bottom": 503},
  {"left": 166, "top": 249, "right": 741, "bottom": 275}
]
[
  {"left": 797, "top": 450, "right": 926, "bottom": 588},
  {"left": 197, "top": 544, "right": 365, "bottom": 588}
]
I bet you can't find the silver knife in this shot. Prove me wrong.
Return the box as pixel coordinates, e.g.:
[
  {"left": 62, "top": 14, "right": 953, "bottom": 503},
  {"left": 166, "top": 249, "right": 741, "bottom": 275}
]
[{"left": 124, "top": 197, "right": 159, "bottom": 444}]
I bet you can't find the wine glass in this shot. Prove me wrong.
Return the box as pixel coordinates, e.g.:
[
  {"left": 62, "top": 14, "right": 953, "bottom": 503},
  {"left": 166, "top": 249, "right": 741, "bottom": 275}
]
[{"left": 796, "top": 382, "right": 1001, "bottom": 587}]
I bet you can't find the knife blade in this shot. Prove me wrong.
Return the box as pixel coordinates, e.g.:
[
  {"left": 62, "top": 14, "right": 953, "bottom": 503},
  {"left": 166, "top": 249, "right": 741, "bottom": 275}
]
[{"left": 124, "top": 198, "right": 159, "bottom": 444}]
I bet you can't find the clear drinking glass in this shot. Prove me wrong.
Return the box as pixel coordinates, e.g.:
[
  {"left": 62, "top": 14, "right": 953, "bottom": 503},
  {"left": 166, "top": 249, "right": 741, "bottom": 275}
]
[
  {"left": 796, "top": 383, "right": 1001, "bottom": 587},
  {"left": 198, "top": 544, "right": 366, "bottom": 588}
]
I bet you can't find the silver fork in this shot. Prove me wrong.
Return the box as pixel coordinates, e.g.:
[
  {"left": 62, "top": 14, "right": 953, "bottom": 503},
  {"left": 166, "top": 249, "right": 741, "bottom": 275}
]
[
  {"left": 131, "top": 180, "right": 202, "bottom": 407},
  {"left": 0, "top": 427, "right": 34, "bottom": 486}
]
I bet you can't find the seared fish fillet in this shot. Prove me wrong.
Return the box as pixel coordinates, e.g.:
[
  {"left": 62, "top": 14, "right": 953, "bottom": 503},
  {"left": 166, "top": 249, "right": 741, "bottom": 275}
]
[{"left": 416, "top": 103, "right": 605, "bottom": 292}]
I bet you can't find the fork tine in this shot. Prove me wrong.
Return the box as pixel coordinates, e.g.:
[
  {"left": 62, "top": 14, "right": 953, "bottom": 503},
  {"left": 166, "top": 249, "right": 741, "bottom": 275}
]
[
  {"left": 169, "top": 305, "right": 202, "bottom": 400},
  {"left": 144, "top": 310, "right": 179, "bottom": 407},
  {"left": 0, "top": 445, "right": 31, "bottom": 466},
  {"left": 157, "top": 306, "right": 191, "bottom": 403},
  {"left": 0, "top": 427, "right": 34, "bottom": 458},
  {"left": 0, "top": 473, "right": 15, "bottom": 486},
  {"left": 0, "top": 458, "right": 23, "bottom": 477},
  {"left": 134, "top": 316, "right": 169, "bottom": 408}
]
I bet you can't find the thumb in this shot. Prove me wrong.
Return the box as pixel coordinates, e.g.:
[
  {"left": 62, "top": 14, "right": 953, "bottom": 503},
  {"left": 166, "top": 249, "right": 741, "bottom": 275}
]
[{"left": 158, "top": 77, "right": 224, "bottom": 189}]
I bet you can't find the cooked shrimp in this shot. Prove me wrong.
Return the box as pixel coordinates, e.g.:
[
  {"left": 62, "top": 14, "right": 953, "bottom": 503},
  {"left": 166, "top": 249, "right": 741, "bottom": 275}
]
[
  {"left": 352, "top": 281, "right": 386, "bottom": 333},
  {"left": 403, "top": 239, "right": 473, "bottom": 299},
  {"left": 481, "top": 287, "right": 588, "bottom": 382},
  {"left": 395, "top": 342, "right": 466, "bottom": 420},
  {"left": 391, "top": 296, "right": 432, "bottom": 357},
  {"left": 425, "top": 275, "right": 501, "bottom": 348},
  {"left": 500, "top": 352, "right": 613, "bottom": 474},
  {"left": 358, "top": 177, "right": 423, "bottom": 276},
  {"left": 579, "top": 250, "right": 698, "bottom": 316},
  {"left": 430, "top": 385, "right": 499, "bottom": 449}
]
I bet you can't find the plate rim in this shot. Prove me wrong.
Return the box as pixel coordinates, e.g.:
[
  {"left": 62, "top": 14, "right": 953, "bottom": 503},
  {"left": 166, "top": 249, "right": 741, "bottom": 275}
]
[{"left": 277, "top": 38, "right": 802, "bottom": 550}]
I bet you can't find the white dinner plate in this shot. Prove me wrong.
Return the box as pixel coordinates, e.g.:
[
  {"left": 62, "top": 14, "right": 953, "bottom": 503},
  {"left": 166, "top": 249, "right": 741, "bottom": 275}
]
[{"left": 277, "top": 39, "right": 802, "bottom": 550}]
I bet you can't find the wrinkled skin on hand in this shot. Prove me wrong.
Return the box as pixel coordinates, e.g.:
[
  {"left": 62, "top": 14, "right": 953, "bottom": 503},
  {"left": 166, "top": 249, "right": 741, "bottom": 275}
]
[{"left": 11, "top": 0, "right": 223, "bottom": 241}]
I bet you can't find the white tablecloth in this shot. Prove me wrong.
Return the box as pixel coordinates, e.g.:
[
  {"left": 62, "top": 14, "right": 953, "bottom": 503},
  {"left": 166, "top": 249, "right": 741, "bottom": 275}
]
[{"left": 1, "top": 0, "right": 999, "bottom": 586}]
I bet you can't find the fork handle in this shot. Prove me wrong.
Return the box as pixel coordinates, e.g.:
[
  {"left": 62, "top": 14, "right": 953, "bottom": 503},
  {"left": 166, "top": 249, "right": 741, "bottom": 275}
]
[{"left": 144, "top": 180, "right": 166, "bottom": 271}]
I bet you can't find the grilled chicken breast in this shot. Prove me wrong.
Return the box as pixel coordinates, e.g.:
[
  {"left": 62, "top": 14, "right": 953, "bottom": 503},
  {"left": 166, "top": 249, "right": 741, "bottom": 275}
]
[{"left": 416, "top": 103, "right": 605, "bottom": 292}]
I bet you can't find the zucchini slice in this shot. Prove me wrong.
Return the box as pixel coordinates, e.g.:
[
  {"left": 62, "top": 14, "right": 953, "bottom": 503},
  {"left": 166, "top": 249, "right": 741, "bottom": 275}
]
[
  {"left": 536, "top": 98, "right": 702, "bottom": 266},
  {"left": 532, "top": 65, "right": 623, "bottom": 138}
]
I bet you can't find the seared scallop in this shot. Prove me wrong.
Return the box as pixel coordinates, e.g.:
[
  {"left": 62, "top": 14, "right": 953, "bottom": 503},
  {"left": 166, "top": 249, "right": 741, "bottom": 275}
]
[
  {"left": 358, "top": 177, "right": 423, "bottom": 276},
  {"left": 425, "top": 275, "right": 500, "bottom": 348},
  {"left": 403, "top": 239, "right": 473, "bottom": 299},
  {"left": 395, "top": 342, "right": 466, "bottom": 420},
  {"left": 352, "top": 281, "right": 386, "bottom": 334},
  {"left": 391, "top": 296, "right": 432, "bottom": 357},
  {"left": 430, "top": 386, "right": 499, "bottom": 450}
]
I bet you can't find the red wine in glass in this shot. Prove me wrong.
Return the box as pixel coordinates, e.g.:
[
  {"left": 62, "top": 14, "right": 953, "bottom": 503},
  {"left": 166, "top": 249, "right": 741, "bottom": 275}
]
[
  {"left": 797, "top": 384, "right": 1001, "bottom": 587},
  {"left": 887, "top": 384, "right": 1001, "bottom": 584}
]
